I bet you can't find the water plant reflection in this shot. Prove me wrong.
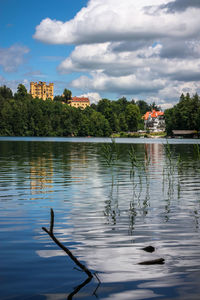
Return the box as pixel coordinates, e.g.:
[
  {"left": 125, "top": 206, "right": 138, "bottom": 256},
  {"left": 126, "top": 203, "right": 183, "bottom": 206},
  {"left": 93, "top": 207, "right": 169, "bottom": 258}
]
[{"left": 1, "top": 139, "right": 200, "bottom": 300}]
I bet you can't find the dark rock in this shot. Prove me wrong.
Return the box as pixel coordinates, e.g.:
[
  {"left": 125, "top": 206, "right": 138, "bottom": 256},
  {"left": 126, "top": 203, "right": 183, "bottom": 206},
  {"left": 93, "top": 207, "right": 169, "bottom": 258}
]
[{"left": 141, "top": 246, "right": 155, "bottom": 253}]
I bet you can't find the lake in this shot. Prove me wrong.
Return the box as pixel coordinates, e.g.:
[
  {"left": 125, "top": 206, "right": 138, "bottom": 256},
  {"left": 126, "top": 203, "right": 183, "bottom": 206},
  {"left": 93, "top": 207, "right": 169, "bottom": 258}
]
[{"left": 0, "top": 137, "right": 200, "bottom": 300}]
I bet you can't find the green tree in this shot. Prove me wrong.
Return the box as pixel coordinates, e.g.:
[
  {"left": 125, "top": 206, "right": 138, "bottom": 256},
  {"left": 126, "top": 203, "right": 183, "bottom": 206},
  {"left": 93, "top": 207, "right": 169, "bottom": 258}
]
[
  {"left": 0, "top": 85, "right": 13, "bottom": 99},
  {"left": 118, "top": 112, "right": 128, "bottom": 131},
  {"left": 14, "top": 84, "right": 28, "bottom": 100},
  {"left": 125, "top": 104, "right": 140, "bottom": 131},
  {"left": 63, "top": 89, "right": 72, "bottom": 103},
  {"left": 136, "top": 100, "right": 151, "bottom": 115},
  {"left": 165, "top": 93, "right": 200, "bottom": 135},
  {"left": 116, "top": 97, "right": 128, "bottom": 112},
  {"left": 54, "top": 95, "right": 63, "bottom": 102}
]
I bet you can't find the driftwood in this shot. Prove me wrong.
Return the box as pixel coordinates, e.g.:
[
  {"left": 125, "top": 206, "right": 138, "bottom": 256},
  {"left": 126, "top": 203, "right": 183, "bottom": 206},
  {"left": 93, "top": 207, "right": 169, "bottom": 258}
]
[
  {"left": 42, "top": 209, "right": 164, "bottom": 298},
  {"left": 139, "top": 258, "right": 165, "bottom": 265},
  {"left": 42, "top": 208, "right": 93, "bottom": 279}
]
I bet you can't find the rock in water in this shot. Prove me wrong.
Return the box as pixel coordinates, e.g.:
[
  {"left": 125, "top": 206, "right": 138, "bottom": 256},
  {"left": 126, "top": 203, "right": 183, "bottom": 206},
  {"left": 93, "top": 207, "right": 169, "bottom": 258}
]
[{"left": 141, "top": 246, "right": 155, "bottom": 253}]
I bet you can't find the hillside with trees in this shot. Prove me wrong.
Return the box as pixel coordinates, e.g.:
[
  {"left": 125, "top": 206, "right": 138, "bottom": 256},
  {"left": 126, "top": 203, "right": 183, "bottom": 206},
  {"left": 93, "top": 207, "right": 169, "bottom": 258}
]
[
  {"left": 0, "top": 85, "right": 146, "bottom": 137},
  {"left": 1, "top": 84, "right": 199, "bottom": 137}
]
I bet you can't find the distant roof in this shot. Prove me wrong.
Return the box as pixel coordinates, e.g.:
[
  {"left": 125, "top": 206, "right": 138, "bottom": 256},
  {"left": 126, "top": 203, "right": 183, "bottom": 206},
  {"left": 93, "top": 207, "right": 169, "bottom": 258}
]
[
  {"left": 143, "top": 110, "right": 164, "bottom": 120},
  {"left": 71, "top": 96, "right": 90, "bottom": 103}
]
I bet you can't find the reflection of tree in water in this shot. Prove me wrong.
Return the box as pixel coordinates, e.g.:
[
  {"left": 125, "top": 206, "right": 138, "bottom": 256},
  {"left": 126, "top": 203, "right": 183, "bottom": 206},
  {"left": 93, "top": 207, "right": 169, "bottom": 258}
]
[
  {"left": 104, "top": 182, "right": 120, "bottom": 226},
  {"left": 100, "top": 141, "right": 200, "bottom": 230},
  {"left": 101, "top": 143, "right": 152, "bottom": 232}
]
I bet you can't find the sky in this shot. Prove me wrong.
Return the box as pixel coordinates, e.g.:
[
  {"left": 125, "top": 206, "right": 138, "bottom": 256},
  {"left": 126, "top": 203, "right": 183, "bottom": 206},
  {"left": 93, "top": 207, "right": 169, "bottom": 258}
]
[{"left": 0, "top": 0, "right": 200, "bottom": 108}]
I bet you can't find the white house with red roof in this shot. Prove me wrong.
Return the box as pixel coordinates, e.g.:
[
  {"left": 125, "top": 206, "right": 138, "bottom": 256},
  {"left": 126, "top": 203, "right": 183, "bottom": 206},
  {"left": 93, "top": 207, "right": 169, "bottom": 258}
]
[{"left": 143, "top": 110, "right": 165, "bottom": 132}]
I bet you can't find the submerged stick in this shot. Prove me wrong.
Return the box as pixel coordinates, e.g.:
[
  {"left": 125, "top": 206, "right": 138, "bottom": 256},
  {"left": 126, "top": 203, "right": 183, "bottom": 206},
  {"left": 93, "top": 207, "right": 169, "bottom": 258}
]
[
  {"left": 139, "top": 258, "right": 165, "bottom": 265},
  {"left": 42, "top": 208, "right": 93, "bottom": 279}
]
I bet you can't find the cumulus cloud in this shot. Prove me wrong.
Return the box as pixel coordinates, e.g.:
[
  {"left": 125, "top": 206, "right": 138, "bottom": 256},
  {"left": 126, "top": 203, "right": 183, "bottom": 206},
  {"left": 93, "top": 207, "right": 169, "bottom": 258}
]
[
  {"left": 79, "top": 92, "right": 101, "bottom": 104},
  {"left": 34, "top": 0, "right": 200, "bottom": 106},
  {"left": 34, "top": 0, "right": 200, "bottom": 45},
  {"left": 0, "top": 44, "right": 29, "bottom": 73},
  {"left": 71, "top": 72, "right": 166, "bottom": 95}
]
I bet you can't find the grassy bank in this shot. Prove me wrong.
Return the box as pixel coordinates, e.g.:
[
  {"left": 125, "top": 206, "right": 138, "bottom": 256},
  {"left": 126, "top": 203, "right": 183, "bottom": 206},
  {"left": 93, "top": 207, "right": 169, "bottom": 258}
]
[{"left": 111, "top": 131, "right": 167, "bottom": 138}]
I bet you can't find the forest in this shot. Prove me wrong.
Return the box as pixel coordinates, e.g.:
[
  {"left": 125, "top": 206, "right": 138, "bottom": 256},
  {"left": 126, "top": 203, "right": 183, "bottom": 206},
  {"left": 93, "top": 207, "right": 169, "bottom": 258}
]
[
  {"left": 0, "top": 84, "right": 155, "bottom": 137},
  {"left": 165, "top": 93, "right": 200, "bottom": 135},
  {"left": 0, "top": 84, "right": 200, "bottom": 137}
]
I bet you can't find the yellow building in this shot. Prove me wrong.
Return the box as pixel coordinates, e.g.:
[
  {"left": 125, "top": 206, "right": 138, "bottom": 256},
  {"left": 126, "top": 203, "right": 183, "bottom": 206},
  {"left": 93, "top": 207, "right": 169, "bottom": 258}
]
[
  {"left": 30, "top": 81, "right": 54, "bottom": 100},
  {"left": 68, "top": 96, "right": 90, "bottom": 109}
]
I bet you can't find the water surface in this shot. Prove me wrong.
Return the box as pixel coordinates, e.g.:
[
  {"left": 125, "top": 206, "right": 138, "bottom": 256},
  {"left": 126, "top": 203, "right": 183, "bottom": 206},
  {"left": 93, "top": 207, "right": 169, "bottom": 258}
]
[{"left": 0, "top": 137, "right": 200, "bottom": 299}]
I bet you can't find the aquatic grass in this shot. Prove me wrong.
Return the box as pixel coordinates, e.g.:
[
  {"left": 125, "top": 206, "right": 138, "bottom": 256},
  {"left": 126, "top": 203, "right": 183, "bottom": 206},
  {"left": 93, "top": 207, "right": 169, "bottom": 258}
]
[
  {"left": 128, "top": 145, "right": 138, "bottom": 169},
  {"left": 128, "top": 145, "right": 144, "bottom": 183},
  {"left": 162, "top": 140, "right": 176, "bottom": 197},
  {"left": 193, "top": 144, "right": 200, "bottom": 160},
  {"left": 101, "top": 143, "right": 114, "bottom": 166},
  {"left": 100, "top": 138, "right": 120, "bottom": 167}
]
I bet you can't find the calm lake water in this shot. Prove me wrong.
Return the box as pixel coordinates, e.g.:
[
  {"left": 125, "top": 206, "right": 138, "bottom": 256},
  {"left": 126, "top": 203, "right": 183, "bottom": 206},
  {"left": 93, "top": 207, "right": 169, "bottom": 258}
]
[{"left": 0, "top": 137, "right": 200, "bottom": 300}]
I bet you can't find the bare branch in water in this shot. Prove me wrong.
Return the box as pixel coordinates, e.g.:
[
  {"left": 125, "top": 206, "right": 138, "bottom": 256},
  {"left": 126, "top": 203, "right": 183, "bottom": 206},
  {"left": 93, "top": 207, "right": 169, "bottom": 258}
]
[
  {"left": 42, "top": 208, "right": 93, "bottom": 279},
  {"left": 67, "top": 276, "right": 92, "bottom": 300}
]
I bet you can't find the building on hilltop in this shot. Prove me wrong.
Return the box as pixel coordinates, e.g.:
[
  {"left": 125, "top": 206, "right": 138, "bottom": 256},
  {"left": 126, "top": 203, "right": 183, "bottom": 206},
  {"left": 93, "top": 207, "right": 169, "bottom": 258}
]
[
  {"left": 143, "top": 110, "right": 165, "bottom": 132},
  {"left": 30, "top": 81, "right": 54, "bottom": 100},
  {"left": 67, "top": 96, "right": 90, "bottom": 109}
]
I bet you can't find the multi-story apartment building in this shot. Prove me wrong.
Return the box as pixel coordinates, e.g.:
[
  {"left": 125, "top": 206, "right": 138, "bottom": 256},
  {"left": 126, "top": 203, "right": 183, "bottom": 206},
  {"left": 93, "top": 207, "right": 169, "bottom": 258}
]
[
  {"left": 30, "top": 81, "right": 54, "bottom": 100},
  {"left": 67, "top": 96, "right": 90, "bottom": 109}
]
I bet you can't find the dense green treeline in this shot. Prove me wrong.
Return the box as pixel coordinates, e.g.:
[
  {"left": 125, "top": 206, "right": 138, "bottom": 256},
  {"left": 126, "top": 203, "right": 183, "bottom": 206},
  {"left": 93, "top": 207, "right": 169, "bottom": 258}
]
[
  {"left": 2, "top": 84, "right": 199, "bottom": 137},
  {"left": 0, "top": 85, "right": 109, "bottom": 136},
  {"left": 165, "top": 93, "right": 200, "bottom": 135},
  {"left": 0, "top": 85, "right": 150, "bottom": 137}
]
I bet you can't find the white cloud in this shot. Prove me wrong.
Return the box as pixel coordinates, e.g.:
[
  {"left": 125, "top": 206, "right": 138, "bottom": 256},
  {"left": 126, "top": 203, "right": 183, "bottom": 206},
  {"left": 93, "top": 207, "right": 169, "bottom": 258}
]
[
  {"left": 34, "top": 0, "right": 200, "bottom": 45},
  {"left": 71, "top": 72, "right": 166, "bottom": 95},
  {"left": 34, "top": 0, "right": 200, "bottom": 105},
  {"left": 79, "top": 92, "right": 101, "bottom": 104},
  {"left": 0, "top": 76, "right": 29, "bottom": 93},
  {"left": 0, "top": 44, "right": 29, "bottom": 73}
]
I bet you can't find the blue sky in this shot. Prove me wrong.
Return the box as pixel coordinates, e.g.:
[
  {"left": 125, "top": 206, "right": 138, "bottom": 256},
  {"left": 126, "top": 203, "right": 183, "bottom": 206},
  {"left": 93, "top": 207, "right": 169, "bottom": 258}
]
[
  {"left": 0, "top": 0, "right": 200, "bottom": 107},
  {"left": 0, "top": 0, "right": 88, "bottom": 96}
]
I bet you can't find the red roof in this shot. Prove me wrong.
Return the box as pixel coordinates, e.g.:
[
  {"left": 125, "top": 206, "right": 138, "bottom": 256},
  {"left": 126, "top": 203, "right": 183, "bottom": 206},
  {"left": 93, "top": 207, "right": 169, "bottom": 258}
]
[
  {"left": 71, "top": 96, "right": 90, "bottom": 102},
  {"left": 143, "top": 110, "right": 164, "bottom": 120}
]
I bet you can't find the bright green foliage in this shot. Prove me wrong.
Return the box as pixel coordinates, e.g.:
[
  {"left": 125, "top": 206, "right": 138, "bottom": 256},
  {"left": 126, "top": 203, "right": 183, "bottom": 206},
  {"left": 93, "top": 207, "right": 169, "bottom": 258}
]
[
  {"left": 0, "top": 84, "right": 166, "bottom": 137},
  {"left": 125, "top": 104, "right": 140, "bottom": 131},
  {"left": 0, "top": 86, "right": 112, "bottom": 137},
  {"left": 96, "top": 97, "right": 142, "bottom": 132},
  {"left": 165, "top": 93, "right": 200, "bottom": 135}
]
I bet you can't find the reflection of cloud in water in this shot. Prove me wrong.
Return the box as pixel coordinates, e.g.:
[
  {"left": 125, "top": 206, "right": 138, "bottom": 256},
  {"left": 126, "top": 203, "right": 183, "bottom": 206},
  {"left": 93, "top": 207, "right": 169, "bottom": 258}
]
[
  {"left": 37, "top": 250, "right": 65, "bottom": 258},
  {"left": 37, "top": 143, "right": 200, "bottom": 297},
  {"left": 104, "top": 289, "right": 162, "bottom": 300}
]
